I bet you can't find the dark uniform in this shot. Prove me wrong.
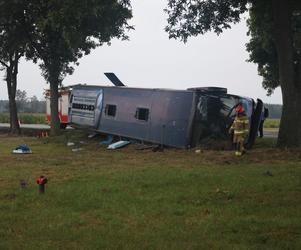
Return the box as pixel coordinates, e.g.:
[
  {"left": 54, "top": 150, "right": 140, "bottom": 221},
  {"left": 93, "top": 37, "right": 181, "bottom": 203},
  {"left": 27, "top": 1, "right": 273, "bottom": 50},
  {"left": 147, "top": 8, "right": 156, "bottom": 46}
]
[{"left": 258, "top": 107, "right": 269, "bottom": 138}]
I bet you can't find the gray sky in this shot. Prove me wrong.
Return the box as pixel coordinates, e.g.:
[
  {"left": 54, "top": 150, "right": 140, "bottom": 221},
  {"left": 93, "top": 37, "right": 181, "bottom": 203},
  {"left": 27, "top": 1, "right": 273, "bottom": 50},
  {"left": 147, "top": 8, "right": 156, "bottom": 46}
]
[{"left": 0, "top": 0, "right": 282, "bottom": 104}]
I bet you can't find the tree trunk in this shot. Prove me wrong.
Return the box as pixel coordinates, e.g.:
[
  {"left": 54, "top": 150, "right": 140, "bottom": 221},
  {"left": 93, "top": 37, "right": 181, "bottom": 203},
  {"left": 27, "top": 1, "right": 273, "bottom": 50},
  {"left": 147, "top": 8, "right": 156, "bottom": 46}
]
[
  {"left": 273, "top": 0, "right": 301, "bottom": 148},
  {"left": 8, "top": 96, "right": 20, "bottom": 134},
  {"left": 49, "top": 76, "right": 61, "bottom": 136},
  {"left": 6, "top": 58, "right": 21, "bottom": 135}
]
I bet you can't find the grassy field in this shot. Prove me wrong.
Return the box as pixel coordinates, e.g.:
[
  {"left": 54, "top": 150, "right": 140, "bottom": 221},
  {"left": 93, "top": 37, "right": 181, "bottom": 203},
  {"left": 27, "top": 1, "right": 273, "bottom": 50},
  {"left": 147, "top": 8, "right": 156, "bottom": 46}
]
[
  {"left": 0, "top": 113, "right": 46, "bottom": 124},
  {"left": 264, "top": 119, "right": 280, "bottom": 128},
  {"left": 0, "top": 131, "right": 300, "bottom": 250}
]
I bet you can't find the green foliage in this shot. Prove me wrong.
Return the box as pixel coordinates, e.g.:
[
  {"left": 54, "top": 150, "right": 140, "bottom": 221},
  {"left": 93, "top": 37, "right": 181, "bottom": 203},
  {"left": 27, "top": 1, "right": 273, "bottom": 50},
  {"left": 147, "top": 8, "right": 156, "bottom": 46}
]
[
  {"left": 246, "top": 2, "right": 301, "bottom": 95},
  {"left": 0, "top": 113, "right": 10, "bottom": 123},
  {"left": 0, "top": 133, "right": 300, "bottom": 249},
  {"left": 19, "top": 113, "right": 46, "bottom": 124},
  {"left": 165, "top": 0, "right": 248, "bottom": 42},
  {"left": 0, "top": 0, "right": 28, "bottom": 63},
  {"left": 0, "top": 113, "right": 46, "bottom": 124},
  {"left": 21, "top": 0, "right": 133, "bottom": 134},
  {"left": 25, "top": 0, "right": 133, "bottom": 84},
  {"left": 264, "top": 119, "right": 280, "bottom": 129},
  {"left": 165, "top": 1, "right": 301, "bottom": 94},
  {"left": 15, "top": 89, "right": 28, "bottom": 102},
  {"left": 0, "top": 1, "right": 42, "bottom": 133}
]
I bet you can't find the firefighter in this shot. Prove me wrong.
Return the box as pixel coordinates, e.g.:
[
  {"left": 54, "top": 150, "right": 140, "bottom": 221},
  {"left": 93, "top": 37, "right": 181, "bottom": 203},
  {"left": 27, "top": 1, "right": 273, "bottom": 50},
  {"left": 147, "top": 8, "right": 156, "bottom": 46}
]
[{"left": 229, "top": 103, "right": 249, "bottom": 156}]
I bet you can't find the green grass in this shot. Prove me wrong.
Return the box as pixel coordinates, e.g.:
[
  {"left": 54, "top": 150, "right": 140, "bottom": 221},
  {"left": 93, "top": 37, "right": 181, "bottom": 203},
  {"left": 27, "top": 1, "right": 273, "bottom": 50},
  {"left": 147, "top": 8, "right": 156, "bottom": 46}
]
[
  {"left": 0, "top": 131, "right": 300, "bottom": 250},
  {"left": 264, "top": 119, "right": 280, "bottom": 128},
  {"left": 0, "top": 113, "right": 46, "bottom": 124}
]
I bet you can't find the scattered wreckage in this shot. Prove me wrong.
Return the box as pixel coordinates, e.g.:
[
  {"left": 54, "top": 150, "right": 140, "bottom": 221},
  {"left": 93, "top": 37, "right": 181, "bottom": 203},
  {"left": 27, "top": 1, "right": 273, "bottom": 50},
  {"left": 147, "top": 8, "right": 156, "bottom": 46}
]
[{"left": 46, "top": 73, "right": 263, "bottom": 149}]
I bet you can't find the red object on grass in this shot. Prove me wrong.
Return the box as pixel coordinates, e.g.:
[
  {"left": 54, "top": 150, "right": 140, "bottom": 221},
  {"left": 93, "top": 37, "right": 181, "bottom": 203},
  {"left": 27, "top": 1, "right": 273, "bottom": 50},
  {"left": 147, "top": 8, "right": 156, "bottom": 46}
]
[{"left": 36, "top": 176, "right": 47, "bottom": 185}]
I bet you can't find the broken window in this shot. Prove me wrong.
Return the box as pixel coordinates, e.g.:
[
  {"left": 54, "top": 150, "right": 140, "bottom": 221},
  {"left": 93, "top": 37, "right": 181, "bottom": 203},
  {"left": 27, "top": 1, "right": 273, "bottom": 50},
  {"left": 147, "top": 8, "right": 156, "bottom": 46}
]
[
  {"left": 69, "top": 94, "right": 73, "bottom": 104},
  {"left": 135, "top": 108, "right": 149, "bottom": 121},
  {"left": 197, "top": 96, "right": 208, "bottom": 121},
  {"left": 219, "top": 97, "right": 236, "bottom": 117},
  {"left": 105, "top": 104, "right": 117, "bottom": 117}
]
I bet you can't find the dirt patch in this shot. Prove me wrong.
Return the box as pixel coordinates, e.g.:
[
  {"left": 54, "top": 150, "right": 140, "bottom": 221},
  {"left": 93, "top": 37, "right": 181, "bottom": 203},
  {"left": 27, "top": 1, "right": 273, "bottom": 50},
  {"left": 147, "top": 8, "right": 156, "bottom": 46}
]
[
  {"left": 0, "top": 127, "right": 49, "bottom": 137},
  {"left": 2, "top": 193, "right": 17, "bottom": 201}
]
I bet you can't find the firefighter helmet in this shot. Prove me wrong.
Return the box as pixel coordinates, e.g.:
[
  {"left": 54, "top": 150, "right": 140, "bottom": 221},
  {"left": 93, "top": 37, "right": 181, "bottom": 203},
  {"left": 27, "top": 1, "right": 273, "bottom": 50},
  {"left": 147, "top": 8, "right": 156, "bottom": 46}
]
[{"left": 235, "top": 103, "right": 245, "bottom": 114}]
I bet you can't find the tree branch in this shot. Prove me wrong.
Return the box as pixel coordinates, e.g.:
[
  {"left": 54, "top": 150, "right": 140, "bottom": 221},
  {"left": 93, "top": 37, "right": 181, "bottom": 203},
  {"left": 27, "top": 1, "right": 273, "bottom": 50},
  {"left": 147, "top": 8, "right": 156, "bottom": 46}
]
[{"left": 0, "top": 59, "right": 9, "bottom": 68}]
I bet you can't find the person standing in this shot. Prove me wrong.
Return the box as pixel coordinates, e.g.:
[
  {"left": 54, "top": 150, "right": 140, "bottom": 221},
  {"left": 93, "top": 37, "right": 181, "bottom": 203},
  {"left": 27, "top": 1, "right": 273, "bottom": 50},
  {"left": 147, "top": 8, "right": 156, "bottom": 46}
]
[
  {"left": 229, "top": 103, "right": 250, "bottom": 156},
  {"left": 258, "top": 107, "right": 269, "bottom": 138}
]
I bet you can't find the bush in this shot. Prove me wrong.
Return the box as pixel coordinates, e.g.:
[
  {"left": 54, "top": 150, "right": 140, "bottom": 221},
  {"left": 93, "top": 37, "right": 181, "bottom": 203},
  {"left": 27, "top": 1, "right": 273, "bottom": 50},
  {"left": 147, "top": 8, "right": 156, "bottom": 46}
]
[
  {"left": 0, "top": 113, "right": 10, "bottom": 123},
  {"left": 0, "top": 113, "right": 46, "bottom": 124},
  {"left": 264, "top": 118, "right": 280, "bottom": 128}
]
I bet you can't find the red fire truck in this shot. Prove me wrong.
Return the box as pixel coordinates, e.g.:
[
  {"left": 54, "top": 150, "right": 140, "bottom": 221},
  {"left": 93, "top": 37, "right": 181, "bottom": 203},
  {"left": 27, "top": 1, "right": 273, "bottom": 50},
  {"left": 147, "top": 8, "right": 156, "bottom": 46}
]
[{"left": 45, "top": 87, "right": 71, "bottom": 129}]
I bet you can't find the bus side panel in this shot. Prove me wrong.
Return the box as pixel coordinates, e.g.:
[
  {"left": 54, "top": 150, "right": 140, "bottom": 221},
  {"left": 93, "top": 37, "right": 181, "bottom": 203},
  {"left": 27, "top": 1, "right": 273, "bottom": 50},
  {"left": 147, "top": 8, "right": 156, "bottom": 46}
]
[
  {"left": 98, "top": 88, "right": 193, "bottom": 148},
  {"left": 98, "top": 88, "right": 152, "bottom": 141},
  {"left": 149, "top": 91, "right": 194, "bottom": 147}
]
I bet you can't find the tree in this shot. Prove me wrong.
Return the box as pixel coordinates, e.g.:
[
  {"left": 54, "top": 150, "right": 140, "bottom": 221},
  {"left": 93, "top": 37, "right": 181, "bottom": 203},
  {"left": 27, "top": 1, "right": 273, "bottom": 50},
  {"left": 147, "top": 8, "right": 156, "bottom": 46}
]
[
  {"left": 0, "top": 0, "right": 28, "bottom": 134},
  {"left": 245, "top": 1, "right": 279, "bottom": 96},
  {"left": 28, "top": 95, "right": 42, "bottom": 113},
  {"left": 165, "top": 0, "right": 301, "bottom": 147},
  {"left": 24, "top": 0, "right": 132, "bottom": 135},
  {"left": 16, "top": 89, "right": 28, "bottom": 102},
  {"left": 16, "top": 89, "right": 28, "bottom": 112}
]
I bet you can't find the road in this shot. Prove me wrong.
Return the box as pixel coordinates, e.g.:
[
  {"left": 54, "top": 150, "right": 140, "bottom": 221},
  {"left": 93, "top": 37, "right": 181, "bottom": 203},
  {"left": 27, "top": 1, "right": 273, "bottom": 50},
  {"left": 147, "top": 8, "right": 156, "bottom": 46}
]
[
  {"left": 0, "top": 123, "right": 50, "bottom": 129},
  {"left": 263, "top": 128, "right": 279, "bottom": 138}
]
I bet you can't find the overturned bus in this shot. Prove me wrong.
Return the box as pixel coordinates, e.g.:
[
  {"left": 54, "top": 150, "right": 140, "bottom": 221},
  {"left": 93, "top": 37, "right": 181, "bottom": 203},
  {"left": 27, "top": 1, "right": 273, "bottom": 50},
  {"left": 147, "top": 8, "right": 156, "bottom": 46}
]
[{"left": 68, "top": 83, "right": 263, "bottom": 149}]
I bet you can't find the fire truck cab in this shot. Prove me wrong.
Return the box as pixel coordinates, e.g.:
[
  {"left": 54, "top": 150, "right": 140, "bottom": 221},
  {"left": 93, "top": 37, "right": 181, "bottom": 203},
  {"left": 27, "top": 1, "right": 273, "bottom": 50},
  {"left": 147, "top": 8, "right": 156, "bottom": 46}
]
[{"left": 45, "top": 87, "right": 71, "bottom": 129}]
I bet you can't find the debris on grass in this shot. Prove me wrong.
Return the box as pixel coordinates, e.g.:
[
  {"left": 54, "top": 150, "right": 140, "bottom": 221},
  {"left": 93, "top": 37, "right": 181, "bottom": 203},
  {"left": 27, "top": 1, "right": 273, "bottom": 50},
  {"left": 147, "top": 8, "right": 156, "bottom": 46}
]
[
  {"left": 215, "top": 188, "right": 229, "bottom": 194},
  {"left": 72, "top": 148, "right": 83, "bottom": 152},
  {"left": 100, "top": 135, "right": 114, "bottom": 145},
  {"left": 263, "top": 170, "right": 274, "bottom": 177},
  {"left": 107, "top": 140, "right": 130, "bottom": 150},
  {"left": 152, "top": 145, "right": 164, "bottom": 152},
  {"left": 88, "top": 133, "right": 98, "bottom": 138},
  {"left": 135, "top": 145, "right": 157, "bottom": 151},
  {"left": 12, "top": 144, "right": 32, "bottom": 154},
  {"left": 20, "top": 180, "right": 28, "bottom": 189}
]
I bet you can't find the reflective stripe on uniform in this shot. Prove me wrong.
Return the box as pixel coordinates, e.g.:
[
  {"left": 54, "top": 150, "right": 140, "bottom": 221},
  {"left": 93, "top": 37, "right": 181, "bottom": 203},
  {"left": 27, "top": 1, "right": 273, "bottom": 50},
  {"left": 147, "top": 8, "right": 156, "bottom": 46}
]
[{"left": 234, "top": 131, "right": 245, "bottom": 135}]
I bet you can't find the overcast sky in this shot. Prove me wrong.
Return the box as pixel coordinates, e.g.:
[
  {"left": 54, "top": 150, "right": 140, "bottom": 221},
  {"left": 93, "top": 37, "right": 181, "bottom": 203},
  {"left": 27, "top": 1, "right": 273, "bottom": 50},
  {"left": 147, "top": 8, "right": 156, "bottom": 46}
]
[{"left": 0, "top": 0, "right": 282, "bottom": 104}]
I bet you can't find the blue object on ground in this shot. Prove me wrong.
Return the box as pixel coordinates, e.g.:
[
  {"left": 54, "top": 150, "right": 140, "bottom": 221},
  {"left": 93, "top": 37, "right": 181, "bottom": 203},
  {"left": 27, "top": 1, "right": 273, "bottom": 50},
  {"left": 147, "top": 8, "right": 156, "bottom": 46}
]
[
  {"left": 13, "top": 144, "right": 32, "bottom": 154},
  {"left": 100, "top": 135, "right": 114, "bottom": 145},
  {"left": 107, "top": 141, "right": 130, "bottom": 150}
]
